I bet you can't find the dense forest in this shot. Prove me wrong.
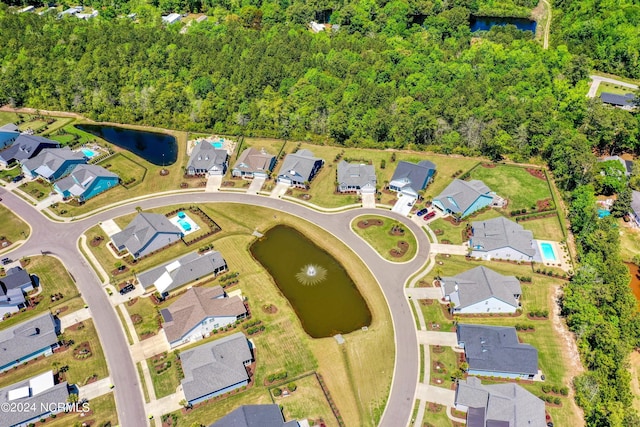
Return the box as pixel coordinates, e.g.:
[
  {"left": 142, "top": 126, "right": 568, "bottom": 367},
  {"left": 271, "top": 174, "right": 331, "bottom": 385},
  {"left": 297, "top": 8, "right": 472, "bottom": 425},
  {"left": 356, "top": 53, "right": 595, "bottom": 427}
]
[{"left": 1, "top": 1, "right": 640, "bottom": 425}]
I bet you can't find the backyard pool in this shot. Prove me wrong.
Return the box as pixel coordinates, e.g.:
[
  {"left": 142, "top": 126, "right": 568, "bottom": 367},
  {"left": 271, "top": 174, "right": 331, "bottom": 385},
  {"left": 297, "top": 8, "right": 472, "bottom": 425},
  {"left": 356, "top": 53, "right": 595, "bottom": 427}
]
[
  {"left": 598, "top": 208, "right": 611, "bottom": 218},
  {"left": 213, "top": 142, "right": 223, "bottom": 149},
  {"left": 540, "top": 242, "right": 557, "bottom": 261},
  {"left": 81, "top": 148, "right": 96, "bottom": 158},
  {"left": 169, "top": 213, "right": 200, "bottom": 235}
]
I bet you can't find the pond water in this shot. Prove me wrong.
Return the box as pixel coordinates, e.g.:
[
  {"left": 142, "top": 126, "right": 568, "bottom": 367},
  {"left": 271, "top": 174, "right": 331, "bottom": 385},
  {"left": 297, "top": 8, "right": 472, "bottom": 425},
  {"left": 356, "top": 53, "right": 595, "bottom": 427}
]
[
  {"left": 470, "top": 16, "right": 537, "bottom": 32},
  {"left": 250, "top": 225, "right": 372, "bottom": 338},
  {"left": 627, "top": 263, "right": 640, "bottom": 304},
  {"left": 75, "top": 124, "right": 177, "bottom": 166}
]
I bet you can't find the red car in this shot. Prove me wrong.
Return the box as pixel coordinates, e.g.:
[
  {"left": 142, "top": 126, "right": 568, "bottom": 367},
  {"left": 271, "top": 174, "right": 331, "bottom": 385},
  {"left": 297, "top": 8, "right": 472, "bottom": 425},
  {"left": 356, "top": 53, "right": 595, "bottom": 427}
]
[{"left": 424, "top": 211, "right": 437, "bottom": 220}]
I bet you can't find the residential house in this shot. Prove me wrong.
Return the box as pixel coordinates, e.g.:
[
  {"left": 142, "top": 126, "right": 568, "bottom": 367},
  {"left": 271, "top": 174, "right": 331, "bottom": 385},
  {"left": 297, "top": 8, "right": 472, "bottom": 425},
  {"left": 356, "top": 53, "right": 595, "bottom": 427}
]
[
  {"left": 232, "top": 147, "right": 276, "bottom": 179},
  {"left": 54, "top": 164, "right": 119, "bottom": 202},
  {"left": 18, "top": 5, "right": 35, "bottom": 13},
  {"left": 0, "top": 371, "right": 69, "bottom": 427},
  {"left": 21, "top": 147, "right": 86, "bottom": 181},
  {"left": 336, "top": 161, "right": 377, "bottom": 194},
  {"left": 138, "top": 251, "right": 228, "bottom": 295},
  {"left": 433, "top": 179, "right": 495, "bottom": 218},
  {"left": 162, "top": 13, "right": 182, "bottom": 24},
  {"left": 469, "top": 216, "right": 537, "bottom": 261},
  {"left": 161, "top": 286, "right": 247, "bottom": 348},
  {"left": 57, "top": 5, "right": 83, "bottom": 18},
  {"left": 601, "top": 155, "right": 634, "bottom": 176},
  {"left": 631, "top": 191, "right": 640, "bottom": 227},
  {"left": 457, "top": 324, "right": 538, "bottom": 379},
  {"left": 277, "top": 149, "right": 324, "bottom": 188},
  {"left": 389, "top": 160, "right": 436, "bottom": 198},
  {"left": 186, "top": 142, "right": 228, "bottom": 176},
  {"left": 181, "top": 332, "right": 254, "bottom": 405},
  {"left": 110, "top": 213, "right": 183, "bottom": 259},
  {"left": 0, "top": 313, "right": 59, "bottom": 372},
  {"left": 75, "top": 10, "right": 98, "bottom": 19},
  {"left": 441, "top": 266, "right": 521, "bottom": 314},
  {"left": 455, "top": 377, "right": 546, "bottom": 427},
  {"left": 0, "top": 135, "right": 60, "bottom": 167},
  {"left": 0, "top": 124, "right": 19, "bottom": 149},
  {"left": 210, "top": 404, "right": 300, "bottom": 427},
  {"left": 0, "top": 267, "right": 34, "bottom": 318},
  {"left": 600, "top": 92, "right": 636, "bottom": 110}
]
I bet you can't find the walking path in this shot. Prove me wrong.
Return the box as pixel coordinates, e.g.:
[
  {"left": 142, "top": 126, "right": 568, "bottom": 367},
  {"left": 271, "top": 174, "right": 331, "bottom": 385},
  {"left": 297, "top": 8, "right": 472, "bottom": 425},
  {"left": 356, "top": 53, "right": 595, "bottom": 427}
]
[{"left": 541, "top": 0, "right": 552, "bottom": 49}]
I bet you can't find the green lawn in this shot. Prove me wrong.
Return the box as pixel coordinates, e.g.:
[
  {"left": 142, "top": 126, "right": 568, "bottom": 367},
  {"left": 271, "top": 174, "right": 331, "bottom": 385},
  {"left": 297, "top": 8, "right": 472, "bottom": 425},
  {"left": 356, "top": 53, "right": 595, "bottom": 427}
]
[
  {"left": 430, "top": 209, "right": 502, "bottom": 244},
  {"left": 0, "top": 204, "right": 30, "bottom": 246},
  {"left": 273, "top": 374, "right": 337, "bottom": 425},
  {"left": 18, "top": 119, "right": 48, "bottom": 132},
  {"left": 596, "top": 81, "right": 636, "bottom": 96},
  {"left": 0, "top": 255, "right": 84, "bottom": 331},
  {"left": 519, "top": 214, "right": 566, "bottom": 241},
  {"left": 147, "top": 351, "right": 182, "bottom": 398},
  {"left": 351, "top": 215, "right": 418, "bottom": 262},
  {"left": 430, "top": 346, "right": 459, "bottom": 390},
  {"left": 18, "top": 178, "right": 53, "bottom": 201},
  {"left": 124, "top": 297, "right": 160, "bottom": 340},
  {"left": 43, "top": 392, "right": 118, "bottom": 427},
  {"left": 468, "top": 164, "right": 553, "bottom": 212},
  {"left": 0, "top": 111, "right": 19, "bottom": 126},
  {"left": 618, "top": 219, "right": 640, "bottom": 262},
  {"left": 421, "top": 403, "right": 453, "bottom": 427},
  {"left": 0, "top": 166, "right": 22, "bottom": 182},
  {"left": 98, "top": 153, "right": 146, "bottom": 188}
]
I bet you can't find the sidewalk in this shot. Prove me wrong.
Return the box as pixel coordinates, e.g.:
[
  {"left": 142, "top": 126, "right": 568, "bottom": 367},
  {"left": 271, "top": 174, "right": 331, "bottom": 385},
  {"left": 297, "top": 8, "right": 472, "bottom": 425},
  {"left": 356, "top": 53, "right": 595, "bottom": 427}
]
[
  {"left": 78, "top": 377, "right": 114, "bottom": 400},
  {"left": 59, "top": 307, "right": 92, "bottom": 330}
]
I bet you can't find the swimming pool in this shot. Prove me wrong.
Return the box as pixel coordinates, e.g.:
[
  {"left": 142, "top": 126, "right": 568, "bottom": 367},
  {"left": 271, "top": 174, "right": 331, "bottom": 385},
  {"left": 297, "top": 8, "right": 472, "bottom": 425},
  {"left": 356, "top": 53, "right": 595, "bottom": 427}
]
[
  {"left": 598, "top": 208, "right": 611, "bottom": 218},
  {"left": 81, "top": 148, "right": 96, "bottom": 158},
  {"left": 212, "top": 142, "right": 223, "bottom": 149},
  {"left": 540, "top": 242, "right": 557, "bottom": 261},
  {"left": 177, "top": 219, "right": 192, "bottom": 232}
]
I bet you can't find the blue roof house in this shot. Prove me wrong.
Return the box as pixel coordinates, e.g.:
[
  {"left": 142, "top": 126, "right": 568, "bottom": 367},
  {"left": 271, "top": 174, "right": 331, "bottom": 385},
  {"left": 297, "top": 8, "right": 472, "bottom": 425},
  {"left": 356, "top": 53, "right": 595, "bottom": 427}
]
[
  {"left": 21, "top": 147, "right": 86, "bottom": 181},
  {"left": 0, "top": 124, "right": 19, "bottom": 149},
  {"left": 433, "top": 179, "right": 495, "bottom": 218},
  {"left": 389, "top": 160, "right": 436, "bottom": 197},
  {"left": 54, "top": 164, "right": 119, "bottom": 202}
]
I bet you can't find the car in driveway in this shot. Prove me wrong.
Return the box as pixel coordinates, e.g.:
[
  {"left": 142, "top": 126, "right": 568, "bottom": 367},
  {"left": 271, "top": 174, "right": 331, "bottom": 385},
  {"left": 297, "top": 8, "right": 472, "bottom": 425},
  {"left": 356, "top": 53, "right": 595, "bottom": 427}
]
[
  {"left": 1, "top": 257, "right": 11, "bottom": 265},
  {"left": 119, "top": 284, "right": 135, "bottom": 295},
  {"left": 423, "top": 211, "right": 436, "bottom": 220},
  {"left": 416, "top": 208, "right": 428, "bottom": 216},
  {"left": 11, "top": 175, "right": 24, "bottom": 183}
]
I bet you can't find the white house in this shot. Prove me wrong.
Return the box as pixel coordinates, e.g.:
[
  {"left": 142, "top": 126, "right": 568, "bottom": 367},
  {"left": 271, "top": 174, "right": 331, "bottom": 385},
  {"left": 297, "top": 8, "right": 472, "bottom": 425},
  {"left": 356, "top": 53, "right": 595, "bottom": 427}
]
[{"left": 469, "top": 216, "right": 538, "bottom": 261}]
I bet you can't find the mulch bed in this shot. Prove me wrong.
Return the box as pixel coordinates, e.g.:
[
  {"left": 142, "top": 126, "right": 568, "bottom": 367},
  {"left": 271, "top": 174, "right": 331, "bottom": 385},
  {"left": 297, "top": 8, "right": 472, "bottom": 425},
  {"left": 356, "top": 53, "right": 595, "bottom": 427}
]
[
  {"left": 481, "top": 163, "right": 497, "bottom": 168},
  {"left": 427, "top": 402, "right": 444, "bottom": 413},
  {"left": 127, "top": 298, "right": 138, "bottom": 307},
  {"left": 89, "top": 236, "right": 103, "bottom": 247},
  {"left": 390, "top": 241, "right": 409, "bottom": 258},
  {"left": 357, "top": 219, "right": 383, "bottom": 229},
  {"left": 262, "top": 304, "right": 278, "bottom": 314},
  {"left": 159, "top": 169, "right": 170, "bottom": 176},
  {"left": 442, "top": 216, "right": 461, "bottom": 225},
  {"left": 73, "top": 342, "right": 92, "bottom": 359},
  {"left": 536, "top": 198, "right": 553, "bottom": 210},
  {"left": 527, "top": 314, "right": 549, "bottom": 320},
  {"left": 65, "top": 321, "right": 84, "bottom": 331},
  {"left": 526, "top": 168, "right": 546, "bottom": 180},
  {"left": 130, "top": 314, "right": 143, "bottom": 324},
  {"left": 389, "top": 226, "right": 405, "bottom": 236},
  {"left": 419, "top": 299, "right": 434, "bottom": 305},
  {"left": 221, "top": 181, "right": 236, "bottom": 187}
]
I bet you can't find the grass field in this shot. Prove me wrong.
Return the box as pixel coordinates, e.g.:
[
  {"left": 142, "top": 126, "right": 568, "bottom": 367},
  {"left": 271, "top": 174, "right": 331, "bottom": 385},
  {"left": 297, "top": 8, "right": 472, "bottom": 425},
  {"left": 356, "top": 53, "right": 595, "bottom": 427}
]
[
  {"left": 0, "top": 255, "right": 84, "bottom": 331},
  {"left": 420, "top": 403, "right": 452, "bottom": 426},
  {"left": 0, "top": 203, "right": 30, "bottom": 246},
  {"left": 273, "top": 374, "right": 337, "bottom": 425},
  {"left": 468, "top": 164, "right": 553, "bottom": 212},
  {"left": 101, "top": 203, "right": 395, "bottom": 426},
  {"left": 125, "top": 297, "right": 160, "bottom": 340},
  {"left": 0, "top": 166, "right": 23, "bottom": 182},
  {"left": 430, "top": 209, "right": 502, "bottom": 244},
  {"left": 351, "top": 215, "right": 418, "bottom": 262},
  {"left": 519, "top": 214, "right": 565, "bottom": 241},
  {"left": 41, "top": 392, "right": 118, "bottom": 427},
  {"left": 430, "top": 346, "right": 459, "bottom": 390},
  {"left": 618, "top": 219, "right": 640, "bottom": 262},
  {"left": 0, "top": 319, "right": 108, "bottom": 388},
  {"left": 147, "top": 351, "right": 181, "bottom": 398},
  {"left": 0, "top": 111, "right": 19, "bottom": 126},
  {"left": 98, "top": 153, "right": 147, "bottom": 188},
  {"left": 19, "top": 178, "right": 53, "bottom": 201},
  {"left": 596, "top": 81, "right": 636, "bottom": 96}
]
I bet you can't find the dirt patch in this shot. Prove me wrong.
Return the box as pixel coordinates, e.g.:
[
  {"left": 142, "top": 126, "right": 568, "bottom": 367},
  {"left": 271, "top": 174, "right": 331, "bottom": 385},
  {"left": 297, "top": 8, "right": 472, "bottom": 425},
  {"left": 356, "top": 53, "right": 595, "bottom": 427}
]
[
  {"left": 427, "top": 402, "right": 444, "bottom": 412},
  {"left": 357, "top": 219, "right": 383, "bottom": 229},
  {"left": 262, "top": 304, "right": 278, "bottom": 314},
  {"left": 89, "top": 236, "right": 103, "bottom": 247},
  {"left": 432, "top": 345, "right": 445, "bottom": 353},
  {"left": 127, "top": 297, "right": 138, "bottom": 307},
  {"left": 297, "top": 193, "right": 312, "bottom": 201},
  {"left": 536, "top": 198, "right": 553, "bottom": 210},
  {"left": 481, "top": 163, "right": 497, "bottom": 168},
  {"left": 65, "top": 321, "right": 85, "bottom": 331},
  {"left": 221, "top": 181, "right": 236, "bottom": 187},
  {"left": 629, "top": 351, "right": 640, "bottom": 412},
  {"left": 390, "top": 240, "right": 409, "bottom": 258},
  {"left": 420, "top": 299, "right": 434, "bottom": 305}
]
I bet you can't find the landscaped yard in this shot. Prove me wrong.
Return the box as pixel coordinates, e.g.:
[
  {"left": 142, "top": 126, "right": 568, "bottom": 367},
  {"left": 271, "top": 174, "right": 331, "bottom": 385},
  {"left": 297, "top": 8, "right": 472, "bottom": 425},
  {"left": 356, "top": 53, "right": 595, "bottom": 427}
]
[
  {"left": 18, "top": 178, "right": 53, "bottom": 201},
  {"left": 0, "top": 166, "right": 22, "bottom": 182},
  {"left": 0, "top": 255, "right": 84, "bottom": 331},
  {"left": 98, "top": 153, "right": 147, "bottom": 188},
  {"left": 519, "top": 214, "right": 566, "bottom": 241},
  {"left": 43, "top": 392, "right": 118, "bottom": 427},
  {"left": 0, "top": 204, "right": 30, "bottom": 248},
  {"left": 430, "top": 345, "right": 460, "bottom": 389},
  {"left": 147, "top": 351, "right": 181, "bottom": 398},
  {"left": 272, "top": 374, "right": 337, "bottom": 426},
  {"left": 125, "top": 297, "right": 160, "bottom": 341},
  {"left": 468, "top": 164, "right": 553, "bottom": 212},
  {"left": 618, "top": 219, "right": 640, "bottom": 262},
  {"left": 596, "top": 81, "right": 635, "bottom": 96},
  {"left": 430, "top": 208, "right": 502, "bottom": 244},
  {"left": 351, "top": 214, "right": 418, "bottom": 262}
]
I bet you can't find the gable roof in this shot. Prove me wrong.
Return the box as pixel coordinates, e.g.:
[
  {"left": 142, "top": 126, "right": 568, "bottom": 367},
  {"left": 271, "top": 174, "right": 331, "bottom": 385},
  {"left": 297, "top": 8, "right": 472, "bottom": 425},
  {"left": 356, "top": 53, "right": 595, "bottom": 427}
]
[
  {"left": 471, "top": 217, "right": 535, "bottom": 257},
  {"left": 0, "top": 313, "right": 58, "bottom": 369},
  {"left": 389, "top": 160, "right": 436, "bottom": 193},
  {"left": 0, "top": 124, "right": 19, "bottom": 132},
  {"left": 0, "top": 267, "right": 31, "bottom": 292},
  {"left": 456, "top": 377, "right": 546, "bottom": 427},
  {"left": 456, "top": 324, "right": 538, "bottom": 376},
  {"left": 434, "top": 179, "right": 492, "bottom": 215},
  {"left": 337, "top": 160, "right": 377, "bottom": 189},
  {"left": 188, "top": 142, "right": 228, "bottom": 172},
  {"left": 278, "top": 150, "right": 324, "bottom": 182},
  {"left": 0, "top": 134, "right": 59, "bottom": 164},
  {"left": 138, "top": 251, "right": 227, "bottom": 294},
  {"left": 55, "top": 164, "right": 118, "bottom": 196},
  {"left": 632, "top": 191, "right": 640, "bottom": 216},
  {"left": 111, "top": 213, "right": 182, "bottom": 256},
  {"left": 210, "top": 404, "right": 298, "bottom": 427},
  {"left": 181, "top": 332, "right": 252, "bottom": 402},
  {"left": 600, "top": 92, "right": 636, "bottom": 107},
  {"left": 162, "top": 286, "right": 246, "bottom": 343},
  {"left": 442, "top": 266, "right": 521, "bottom": 310},
  {"left": 602, "top": 155, "right": 634, "bottom": 176},
  {"left": 233, "top": 147, "right": 276, "bottom": 174},
  {"left": 23, "top": 147, "right": 86, "bottom": 179}
]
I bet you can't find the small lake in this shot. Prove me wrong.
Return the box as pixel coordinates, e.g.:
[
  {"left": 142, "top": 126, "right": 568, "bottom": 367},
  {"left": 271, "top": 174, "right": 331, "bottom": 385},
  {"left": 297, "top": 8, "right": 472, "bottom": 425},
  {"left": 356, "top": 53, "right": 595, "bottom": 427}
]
[
  {"left": 250, "top": 225, "right": 372, "bottom": 338},
  {"left": 470, "top": 16, "right": 537, "bottom": 33},
  {"left": 627, "top": 263, "right": 640, "bottom": 304},
  {"left": 75, "top": 124, "right": 177, "bottom": 166}
]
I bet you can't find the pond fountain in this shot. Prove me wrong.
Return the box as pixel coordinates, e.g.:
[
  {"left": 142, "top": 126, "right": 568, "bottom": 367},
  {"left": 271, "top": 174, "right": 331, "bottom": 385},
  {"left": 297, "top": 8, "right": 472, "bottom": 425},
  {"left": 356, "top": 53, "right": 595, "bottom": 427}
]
[{"left": 296, "top": 264, "right": 327, "bottom": 286}]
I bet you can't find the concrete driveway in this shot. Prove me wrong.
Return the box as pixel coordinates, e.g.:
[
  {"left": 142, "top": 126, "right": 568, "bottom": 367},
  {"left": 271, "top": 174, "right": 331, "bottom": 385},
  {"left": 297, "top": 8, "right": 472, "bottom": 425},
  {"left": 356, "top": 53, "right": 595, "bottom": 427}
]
[
  {"left": 269, "top": 182, "right": 289, "bottom": 198},
  {"left": 247, "top": 177, "right": 265, "bottom": 194},
  {"left": 392, "top": 193, "right": 416, "bottom": 216},
  {"left": 417, "top": 331, "right": 459, "bottom": 347},
  {"left": 205, "top": 175, "right": 222, "bottom": 192},
  {"left": 100, "top": 219, "right": 121, "bottom": 237}
]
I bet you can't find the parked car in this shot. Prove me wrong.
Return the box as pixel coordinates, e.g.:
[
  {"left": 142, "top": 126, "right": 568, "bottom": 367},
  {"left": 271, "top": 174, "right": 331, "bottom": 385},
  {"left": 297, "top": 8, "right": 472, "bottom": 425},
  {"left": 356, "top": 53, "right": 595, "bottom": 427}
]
[
  {"left": 416, "top": 208, "right": 428, "bottom": 216},
  {"left": 424, "top": 211, "right": 437, "bottom": 220},
  {"left": 119, "top": 284, "right": 135, "bottom": 295},
  {"left": 1, "top": 257, "right": 10, "bottom": 265},
  {"left": 11, "top": 175, "right": 23, "bottom": 183}
]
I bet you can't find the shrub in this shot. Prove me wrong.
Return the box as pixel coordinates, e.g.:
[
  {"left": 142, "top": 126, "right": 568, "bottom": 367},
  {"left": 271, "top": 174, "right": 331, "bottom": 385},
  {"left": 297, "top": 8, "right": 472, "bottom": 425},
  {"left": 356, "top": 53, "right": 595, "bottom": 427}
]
[
  {"left": 380, "top": 159, "right": 386, "bottom": 169},
  {"left": 273, "top": 388, "right": 282, "bottom": 397},
  {"left": 553, "top": 397, "right": 561, "bottom": 405},
  {"left": 288, "top": 382, "right": 297, "bottom": 392},
  {"left": 542, "top": 384, "right": 551, "bottom": 393},
  {"left": 560, "top": 386, "right": 569, "bottom": 396}
]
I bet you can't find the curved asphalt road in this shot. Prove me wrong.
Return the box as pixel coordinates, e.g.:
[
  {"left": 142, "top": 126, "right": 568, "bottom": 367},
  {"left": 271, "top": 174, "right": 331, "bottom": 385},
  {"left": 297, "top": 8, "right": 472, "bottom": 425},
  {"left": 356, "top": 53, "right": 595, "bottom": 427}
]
[{"left": 0, "top": 189, "right": 429, "bottom": 427}]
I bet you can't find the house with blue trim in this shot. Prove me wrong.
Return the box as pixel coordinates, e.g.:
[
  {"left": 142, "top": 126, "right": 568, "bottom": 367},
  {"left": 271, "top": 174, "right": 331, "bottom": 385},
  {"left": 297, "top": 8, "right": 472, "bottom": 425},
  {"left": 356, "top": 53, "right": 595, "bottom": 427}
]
[
  {"left": 457, "top": 324, "right": 538, "bottom": 380},
  {"left": 389, "top": 160, "right": 436, "bottom": 198},
  {"left": 277, "top": 149, "right": 324, "bottom": 188},
  {"left": 111, "top": 213, "right": 183, "bottom": 259},
  {"left": 53, "top": 164, "right": 119, "bottom": 202},
  {"left": 0, "top": 267, "right": 34, "bottom": 318},
  {"left": 21, "top": 147, "right": 86, "bottom": 181},
  {"left": 211, "top": 404, "right": 301, "bottom": 427},
  {"left": 0, "top": 313, "right": 59, "bottom": 372},
  {"left": 469, "top": 216, "right": 538, "bottom": 262},
  {"left": 181, "top": 332, "right": 254, "bottom": 405},
  {"left": 0, "top": 134, "right": 59, "bottom": 167},
  {"left": 337, "top": 161, "right": 377, "bottom": 194},
  {"left": 433, "top": 179, "right": 495, "bottom": 218},
  {"left": 0, "top": 123, "right": 19, "bottom": 149}
]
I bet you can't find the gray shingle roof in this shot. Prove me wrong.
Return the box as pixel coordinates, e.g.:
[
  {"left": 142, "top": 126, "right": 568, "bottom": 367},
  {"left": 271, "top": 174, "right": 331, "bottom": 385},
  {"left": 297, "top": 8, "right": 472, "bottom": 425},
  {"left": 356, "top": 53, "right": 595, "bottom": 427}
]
[
  {"left": 138, "top": 251, "right": 227, "bottom": 294},
  {"left": 0, "top": 313, "right": 58, "bottom": 370},
  {"left": 233, "top": 147, "right": 276, "bottom": 175},
  {"left": 209, "top": 404, "right": 297, "bottom": 427},
  {"left": 0, "top": 135, "right": 59, "bottom": 164},
  {"left": 188, "top": 142, "right": 228, "bottom": 173},
  {"left": 0, "top": 371, "right": 69, "bottom": 427},
  {"left": 389, "top": 160, "right": 436, "bottom": 194},
  {"left": 162, "top": 286, "right": 246, "bottom": 343},
  {"left": 111, "top": 213, "right": 182, "bottom": 256},
  {"left": 456, "top": 377, "right": 546, "bottom": 427},
  {"left": 456, "top": 324, "right": 538, "bottom": 376},
  {"left": 22, "top": 147, "right": 85, "bottom": 180},
  {"left": 602, "top": 156, "right": 634, "bottom": 176},
  {"left": 600, "top": 92, "right": 636, "bottom": 107},
  {"left": 55, "top": 164, "right": 118, "bottom": 196},
  {"left": 434, "top": 179, "right": 492, "bottom": 215},
  {"left": 181, "top": 332, "right": 252, "bottom": 403},
  {"left": 441, "top": 266, "right": 521, "bottom": 310},
  {"left": 337, "top": 160, "right": 376, "bottom": 190},
  {"left": 632, "top": 191, "right": 640, "bottom": 217},
  {"left": 0, "top": 267, "right": 32, "bottom": 291},
  {"left": 471, "top": 217, "right": 535, "bottom": 257},
  {"left": 278, "top": 150, "right": 324, "bottom": 183}
]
